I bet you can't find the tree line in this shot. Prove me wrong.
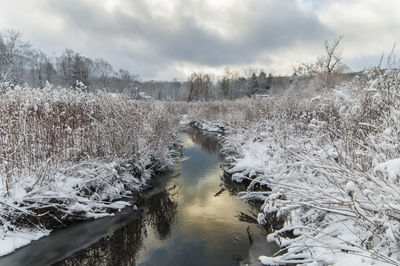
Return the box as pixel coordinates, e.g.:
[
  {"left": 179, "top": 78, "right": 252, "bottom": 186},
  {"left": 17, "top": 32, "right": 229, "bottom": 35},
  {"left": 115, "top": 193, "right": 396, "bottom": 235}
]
[
  {"left": 183, "top": 37, "right": 348, "bottom": 101},
  {"left": 0, "top": 29, "right": 347, "bottom": 101},
  {"left": 0, "top": 29, "right": 140, "bottom": 92}
]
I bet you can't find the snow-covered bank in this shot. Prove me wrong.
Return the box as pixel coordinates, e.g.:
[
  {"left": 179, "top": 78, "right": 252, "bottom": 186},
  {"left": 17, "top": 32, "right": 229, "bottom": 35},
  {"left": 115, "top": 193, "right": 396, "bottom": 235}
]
[
  {"left": 0, "top": 84, "right": 181, "bottom": 255},
  {"left": 0, "top": 228, "right": 50, "bottom": 257},
  {"left": 188, "top": 67, "right": 400, "bottom": 265},
  {"left": 189, "top": 120, "right": 225, "bottom": 133}
]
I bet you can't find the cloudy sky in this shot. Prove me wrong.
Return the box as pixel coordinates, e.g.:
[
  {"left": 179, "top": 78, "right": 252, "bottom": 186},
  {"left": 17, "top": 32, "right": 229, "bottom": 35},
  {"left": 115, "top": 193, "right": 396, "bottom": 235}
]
[{"left": 0, "top": 0, "right": 399, "bottom": 80}]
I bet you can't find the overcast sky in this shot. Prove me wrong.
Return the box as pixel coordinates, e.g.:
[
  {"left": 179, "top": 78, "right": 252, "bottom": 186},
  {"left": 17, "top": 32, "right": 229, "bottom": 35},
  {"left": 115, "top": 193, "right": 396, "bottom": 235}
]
[{"left": 0, "top": 0, "right": 399, "bottom": 80}]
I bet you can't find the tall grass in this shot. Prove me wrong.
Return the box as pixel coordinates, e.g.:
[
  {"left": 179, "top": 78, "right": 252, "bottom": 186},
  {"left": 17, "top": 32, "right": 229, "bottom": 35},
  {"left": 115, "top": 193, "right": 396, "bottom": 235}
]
[{"left": 0, "top": 83, "right": 179, "bottom": 233}]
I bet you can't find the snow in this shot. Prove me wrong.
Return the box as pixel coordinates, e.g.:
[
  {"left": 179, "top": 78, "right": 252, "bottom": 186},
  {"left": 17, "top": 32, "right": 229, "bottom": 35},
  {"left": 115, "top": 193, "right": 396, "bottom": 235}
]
[
  {"left": 231, "top": 173, "right": 245, "bottom": 183},
  {"left": 0, "top": 228, "right": 50, "bottom": 257},
  {"left": 345, "top": 180, "right": 356, "bottom": 192},
  {"left": 374, "top": 158, "right": 400, "bottom": 182},
  {"left": 228, "top": 142, "right": 266, "bottom": 175},
  {"left": 193, "top": 120, "right": 224, "bottom": 133},
  {"left": 200, "top": 123, "right": 221, "bottom": 132},
  {"left": 191, "top": 68, "right": 400, "bottom": 265},
  {"left": 179, "top": 114, "right": 191, "bottom": 126},
  {"left": 0, "top": 160, "right": 151, "bottom": 255},
  {"left": 0, "top": 84, "right": 180, "bottom": 257},
  {"left": 333, "top": 254, "right": 391, "bottom": 266}
]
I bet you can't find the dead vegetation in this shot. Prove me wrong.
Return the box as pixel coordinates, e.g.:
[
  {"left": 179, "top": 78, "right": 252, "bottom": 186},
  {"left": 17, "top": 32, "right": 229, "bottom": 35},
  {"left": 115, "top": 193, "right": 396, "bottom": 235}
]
[
  {"left": 185, "top": 63, "right": 400, "bottom": 264},
  {"left": 0, "top": 83, "right": 180, "bottom": 236}
]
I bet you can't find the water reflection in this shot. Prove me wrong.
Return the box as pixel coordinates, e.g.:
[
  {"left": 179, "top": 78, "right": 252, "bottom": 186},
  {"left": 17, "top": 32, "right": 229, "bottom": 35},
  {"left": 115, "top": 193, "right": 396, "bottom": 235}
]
[
  {"left": 146, "top": 188, "right": 177, "bottom": 240},
  {"left": 135, "top": 129, "right": 278, "bottom": 266},
  {"left": 55, "top": 216, "right": 143, "bottom": 266},
  {"left": 185, "top": 127, "right": 222, "bottom": 154},
  {"left": 0, "top": 128, "right": 278, "bottom": 266},
  {"left": 56, "top": 184, "right": 179, "bottom": 266},
  {"left": 0, "top": 172, "right": 178, "bottom": 266}
]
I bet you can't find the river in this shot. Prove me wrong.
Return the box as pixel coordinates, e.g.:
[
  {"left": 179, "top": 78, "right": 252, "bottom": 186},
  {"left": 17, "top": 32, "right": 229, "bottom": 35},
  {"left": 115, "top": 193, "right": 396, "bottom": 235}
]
[{"left": 0, "top": 128, "right": 277, "bottom": 266}]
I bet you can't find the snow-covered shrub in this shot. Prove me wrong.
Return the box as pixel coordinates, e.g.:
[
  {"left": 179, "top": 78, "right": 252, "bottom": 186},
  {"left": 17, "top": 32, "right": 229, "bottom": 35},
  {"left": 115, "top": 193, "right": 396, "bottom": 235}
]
[
  {"left": 190, "top": 67, "right": 400, "bottom": 265},
  {"left": 0, "top": 83, "right": 180, "bottom": 243}
]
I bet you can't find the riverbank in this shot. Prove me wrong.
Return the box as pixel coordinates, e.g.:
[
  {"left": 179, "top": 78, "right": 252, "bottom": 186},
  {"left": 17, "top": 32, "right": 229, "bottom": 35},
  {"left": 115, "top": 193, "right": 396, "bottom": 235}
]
[
  {"left": 2, "top": 66, "right": 400, "bottom": 264},
  {"left": 186, "top": 67, "right": 400, "bottom": 265},
  {"left": 0, "top": 84, "right": 181, "bottom": 256},
  {"left": 1, "top": 128, "right": 278, "bottom": 266}
]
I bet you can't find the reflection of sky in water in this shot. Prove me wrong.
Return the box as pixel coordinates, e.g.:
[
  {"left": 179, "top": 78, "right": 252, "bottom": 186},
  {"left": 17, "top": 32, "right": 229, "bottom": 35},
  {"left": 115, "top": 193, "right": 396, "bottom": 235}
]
[
  {"left": 180, "top": 145, "right": 220, "bottom": 185},
  {"left": 137, "top": 134, "right": 264, "bottom": 266},
  {"left": 182, "top": 134, "right": 196, "bottom": 148},
  {"left": 0, "top": 131, "right": 277, "bottom": 266}
]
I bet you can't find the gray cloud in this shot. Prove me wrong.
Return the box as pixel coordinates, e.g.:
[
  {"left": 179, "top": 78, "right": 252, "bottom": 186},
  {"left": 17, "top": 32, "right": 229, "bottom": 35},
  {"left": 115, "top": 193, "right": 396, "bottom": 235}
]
[
  {"left": 0, "top": 0, "right": 397, "bottom": 79},
  {"left": 47, "top": 0, "right": 329, "bottom": 62}
]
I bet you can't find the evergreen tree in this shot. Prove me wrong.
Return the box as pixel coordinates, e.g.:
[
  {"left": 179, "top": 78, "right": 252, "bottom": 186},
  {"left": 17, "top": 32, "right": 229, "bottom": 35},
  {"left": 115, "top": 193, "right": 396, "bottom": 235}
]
[
  {"left": 248, "top": 72, "right": 259, "bottom": 95},
  {"left": 266, "top": 73, "right": 273, "bottom": 91},
  {"left": 72, "top": 53, "right": 90, "bottom": 87},
  {"left": 257, "top": 71, "right": 267, "bottom": 92},
  {"left": 0, "top": 35, "right": 9, "bottom": 81}
]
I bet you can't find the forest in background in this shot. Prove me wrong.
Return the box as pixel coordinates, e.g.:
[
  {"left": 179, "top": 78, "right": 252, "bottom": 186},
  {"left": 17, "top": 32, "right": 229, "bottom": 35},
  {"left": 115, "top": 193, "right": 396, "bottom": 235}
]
[{"left": 0, "top": 29, "right": 355, "bottom": 101}]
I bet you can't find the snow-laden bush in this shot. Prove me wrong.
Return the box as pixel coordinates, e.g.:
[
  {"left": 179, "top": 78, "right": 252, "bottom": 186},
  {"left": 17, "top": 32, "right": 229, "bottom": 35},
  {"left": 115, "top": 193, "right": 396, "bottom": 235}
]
[
  {"left": 191, "top": 67, "right": 400, "bottom": 265},
  {"left": 0, "top": 83, "right": 180, "bottom": 244}
]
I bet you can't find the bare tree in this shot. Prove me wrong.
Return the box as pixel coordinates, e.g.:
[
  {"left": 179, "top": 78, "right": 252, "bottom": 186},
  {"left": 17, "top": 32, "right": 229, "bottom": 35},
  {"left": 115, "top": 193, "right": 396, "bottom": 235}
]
[
  {"left": 0, "top": 28, "right": 146, "bottom": 91},
  {"left": 92, "top": 58, "right": 113, "bottom": 89},
  {"left": 44, "top": 58, "right": 56, "bottom": 84},
  {"left": 113, "top": 69, "right": 138, "bottom": 93},
  {"left": 0, "top": 29, "right": 31, "bottom": 84},
  {"left": 57, "top": 49, "right": 74, "bottom": 86},
  {"left": 220, "top": 68, "right": 239, "bottom": 99},
  {"left": 0, "top": 33, "right": 9, "bottom": 82},
  {"left": 3, "top": 29, "right": 21, "bottom": 64},
  {"left": 294, "top": 37, "right": 348, "bottom": 88},
  {"left": 325, "top": 37, "right": 343, "bottom": 75},
  {"left": 186, "top": 72, "right": 212, "bottom": 102},
  {"left": 29, "top": 49, "right": 46, "bottom": 88}
]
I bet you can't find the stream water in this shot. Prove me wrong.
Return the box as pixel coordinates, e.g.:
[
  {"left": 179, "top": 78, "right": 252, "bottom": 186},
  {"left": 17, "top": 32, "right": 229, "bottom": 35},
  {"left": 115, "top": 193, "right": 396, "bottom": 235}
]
[{"left": 0, "top": 128, "right": 278, "bottom": 266}]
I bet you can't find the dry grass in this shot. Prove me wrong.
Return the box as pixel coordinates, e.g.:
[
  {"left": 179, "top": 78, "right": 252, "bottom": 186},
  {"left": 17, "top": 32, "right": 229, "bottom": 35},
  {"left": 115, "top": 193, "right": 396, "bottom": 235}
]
[
  {"left": 0, "top": 84, "right": 181, "bottom": 236},
  {"left": 0, "top": 86, "right": 179, "bottom": 190}
]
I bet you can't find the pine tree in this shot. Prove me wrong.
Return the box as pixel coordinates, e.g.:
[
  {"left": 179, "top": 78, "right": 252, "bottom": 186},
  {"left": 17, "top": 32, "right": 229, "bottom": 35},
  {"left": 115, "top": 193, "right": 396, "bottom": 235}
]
[
  {"left": 72, "top": 54, "right": 90, "bottom": 87},
  {"left": 248, "top": 72, "right": 259, "bottom": 95}
]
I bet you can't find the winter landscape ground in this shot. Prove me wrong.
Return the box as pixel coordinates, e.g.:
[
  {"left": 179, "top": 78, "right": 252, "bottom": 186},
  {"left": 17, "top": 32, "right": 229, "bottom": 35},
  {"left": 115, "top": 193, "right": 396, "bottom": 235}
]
[
  {"left": 1, "top": 63, "right": 400, "bottom": 265},
  {"left": 0, "top": 1, "right": 399, "bottom": 262}
]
